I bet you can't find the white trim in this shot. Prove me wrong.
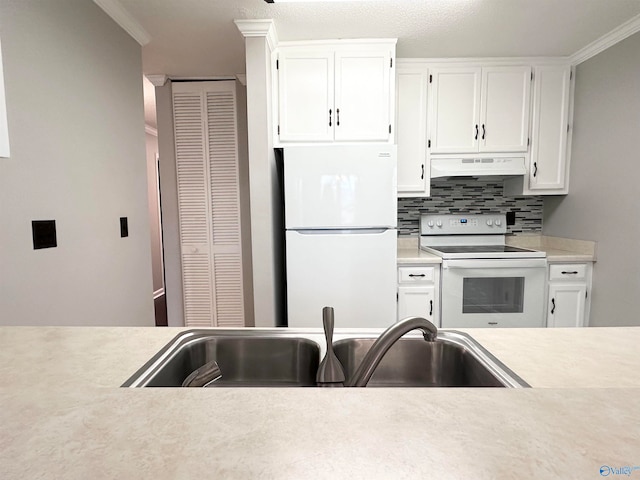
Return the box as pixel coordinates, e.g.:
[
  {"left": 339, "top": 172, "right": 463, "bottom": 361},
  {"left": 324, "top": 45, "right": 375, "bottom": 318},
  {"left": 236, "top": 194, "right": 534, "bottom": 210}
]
[
  {"left": 153, "top": 288, "right": 165, "bottom": 300},
  {"left": 235, "top": 74, "right": 247, "bottom": 86},
  {"left": 278, "top": 38, "right": 397, "bottom": 48},
  {"left": 569, "top": 13, "right": 640, "bottom": 65},
  {"left": 145, "top": 124, "right": 157, "bottom": 136},
  {"left": 146, "top": 74, "right": 167, "bottom": 87},
  {"left": 92, "top": 0, "right": 151, "bottom": 46},
  {"left": 397, "top": 57, "right": 570, "bottom": 67},
  {"left": 234, "top": 19, "right": 279, "bottom": 51},
  {"left": 168, "top": 75, "right": 236, "bottom": 82}
]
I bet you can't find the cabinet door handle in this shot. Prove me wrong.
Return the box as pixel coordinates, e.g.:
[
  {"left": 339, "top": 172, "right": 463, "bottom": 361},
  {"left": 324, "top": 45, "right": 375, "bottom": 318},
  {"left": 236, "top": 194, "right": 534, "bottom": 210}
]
[
  {"left": 482, "top": 124, "right": 486, "bottom": 140},
  {"left": 408, "top": 274, "right": 426, "bottom": 277},
  {"left": 336, "top": 108, "right": 340, "bottom": 126},
  {"left": 475, "top": 124, "right": 478, "bottom": 140},
  {"left": 561, "top": 271, "right": 579, "bottom": 275},
  {"left": 421, "top": 164, "right": 424, "bottom": 180},
  {"left": 533, "top": 162, "right": 538, "bottom": 177},
  {"left": 329, "top": 109, "right": 332, "bottom": 127},
  {"left": 429, "top": 300, "right": 433, "bottom": 316},
  {"left": 551, "top": 298, "right": 556, "bottom": 314}
]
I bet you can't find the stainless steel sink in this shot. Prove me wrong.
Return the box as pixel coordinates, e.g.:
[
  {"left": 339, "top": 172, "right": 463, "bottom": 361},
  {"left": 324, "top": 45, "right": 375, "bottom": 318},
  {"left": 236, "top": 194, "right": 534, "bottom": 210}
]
[
  {"left": 333, "top": 331, "right": 529, "bottom": 388},
  {"left": 122, "top": 330, "right": 320, "bottom": 387},
  {"left": 123, "top": 329, "right": 528, "bottom": 388}
]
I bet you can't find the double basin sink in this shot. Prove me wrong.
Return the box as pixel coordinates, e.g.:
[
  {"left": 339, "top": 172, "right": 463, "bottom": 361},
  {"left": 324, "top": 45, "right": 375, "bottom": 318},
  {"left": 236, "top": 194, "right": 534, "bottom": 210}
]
[{"left": 122, "top": 329, "right": 529, "bottom": 388}]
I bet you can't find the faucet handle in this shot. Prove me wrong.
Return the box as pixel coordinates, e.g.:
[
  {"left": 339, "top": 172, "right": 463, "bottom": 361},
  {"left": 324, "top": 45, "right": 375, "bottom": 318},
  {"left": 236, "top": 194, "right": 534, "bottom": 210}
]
[{"left": 316, "top": 306, "right": 345, "bottom": 386}]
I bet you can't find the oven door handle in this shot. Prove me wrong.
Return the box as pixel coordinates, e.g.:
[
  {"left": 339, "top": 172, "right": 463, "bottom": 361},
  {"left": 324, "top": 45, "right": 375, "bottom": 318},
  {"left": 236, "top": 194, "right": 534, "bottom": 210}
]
[{"left": 443, "top": 259, "right": 548, "bottom": 269}]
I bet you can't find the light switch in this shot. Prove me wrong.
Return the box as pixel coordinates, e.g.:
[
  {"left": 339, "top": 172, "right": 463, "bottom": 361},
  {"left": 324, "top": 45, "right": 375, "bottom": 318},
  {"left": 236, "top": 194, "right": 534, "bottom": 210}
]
[{"left": 120, "top": 217, "right": 128, "bottom": 238}]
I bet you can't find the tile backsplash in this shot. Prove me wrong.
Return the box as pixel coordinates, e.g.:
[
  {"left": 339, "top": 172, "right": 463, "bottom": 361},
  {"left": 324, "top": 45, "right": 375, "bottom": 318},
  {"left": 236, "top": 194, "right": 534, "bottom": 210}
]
[{"left": 398, "top": 178, "right": 544, "bottom": 236}]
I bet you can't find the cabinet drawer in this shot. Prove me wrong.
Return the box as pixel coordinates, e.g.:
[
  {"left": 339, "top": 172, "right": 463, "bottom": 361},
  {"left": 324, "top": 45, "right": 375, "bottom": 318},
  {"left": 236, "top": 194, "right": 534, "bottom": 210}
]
[
  {"left": 398, "top": 266, "right": 435, "bottom": 283},
  {"left": 549, "top": 264, "right": 587, "bottom": 281}
]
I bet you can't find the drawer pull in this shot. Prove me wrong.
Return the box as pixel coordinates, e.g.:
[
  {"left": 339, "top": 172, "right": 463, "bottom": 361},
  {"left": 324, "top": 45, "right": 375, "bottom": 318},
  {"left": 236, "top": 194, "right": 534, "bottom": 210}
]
[
  {"left": 488, "top": 322, "right": 498, "bottom": 325},
  {"left": 408, "top": 274, "right": 426, "bottom": 278},
  {"left": 561, "top": 271, "right": 579, "bottom": 275}
]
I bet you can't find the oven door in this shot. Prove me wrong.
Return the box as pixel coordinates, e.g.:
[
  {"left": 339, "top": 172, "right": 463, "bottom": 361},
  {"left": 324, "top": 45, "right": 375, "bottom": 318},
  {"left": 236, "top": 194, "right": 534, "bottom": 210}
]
[{"left": 441, "top": 258, "right": 547, "bottom": 328}]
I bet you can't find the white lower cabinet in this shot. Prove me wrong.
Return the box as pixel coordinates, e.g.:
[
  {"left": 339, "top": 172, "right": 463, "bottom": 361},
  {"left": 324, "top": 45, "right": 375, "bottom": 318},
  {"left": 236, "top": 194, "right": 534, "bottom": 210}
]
[
  {"left": 546, "top": 263, "right": 592, "bottom": 327},
  {"left": 397, "top": 265, "right": 440, "bottom": 326}
]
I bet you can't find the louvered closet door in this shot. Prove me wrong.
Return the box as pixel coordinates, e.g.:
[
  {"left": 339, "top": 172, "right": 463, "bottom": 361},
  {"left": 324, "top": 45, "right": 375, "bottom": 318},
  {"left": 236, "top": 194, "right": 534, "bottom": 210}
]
[
  {"left": 173, "top": 81, "right": 244, "bottom": 327},
  {"left": 173, "top": 88, "right": 214, "bottom": 326},
  {"left": 206, "top": 89, "right": 244, "bottom": 327}
]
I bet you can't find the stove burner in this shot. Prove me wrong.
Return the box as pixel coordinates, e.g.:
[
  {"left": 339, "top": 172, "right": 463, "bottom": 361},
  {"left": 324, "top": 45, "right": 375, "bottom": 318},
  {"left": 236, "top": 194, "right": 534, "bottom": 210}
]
[{"left": 429, "top": 245, "right": 537, "bottom": 254}]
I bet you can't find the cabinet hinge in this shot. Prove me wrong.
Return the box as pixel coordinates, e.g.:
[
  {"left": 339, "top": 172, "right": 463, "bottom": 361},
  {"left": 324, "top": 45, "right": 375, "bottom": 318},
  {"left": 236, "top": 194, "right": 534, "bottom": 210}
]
[
  {"left": 390, "top": 58, "right": 393, "bottom": 68},
  {"left": 277, "top": 125, "right": 280, "bottom": 135},
  {"left": 570, "top": 70, "right": 573, "bottom": 81},
  {"left": 428, "top": 139, "right": 431, "bottom": 148},
  {"left": 389, "top": 124, "right": 392, "bottom": 134},
  {"left": 276, "top": 59, "right": 279, "bottom": 70},
  {"left": 429, "top": 74, "right": 432, "bottom": 83},
  {"left": 527, "top": 137, "right": 530, "bottom": 147}
]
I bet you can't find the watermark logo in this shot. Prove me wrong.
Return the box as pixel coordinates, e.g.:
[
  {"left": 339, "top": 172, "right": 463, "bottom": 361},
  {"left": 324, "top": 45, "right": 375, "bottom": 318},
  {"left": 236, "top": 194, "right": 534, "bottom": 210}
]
[{"left": 600, "top": 465, "right": 640, "bottom": 477}]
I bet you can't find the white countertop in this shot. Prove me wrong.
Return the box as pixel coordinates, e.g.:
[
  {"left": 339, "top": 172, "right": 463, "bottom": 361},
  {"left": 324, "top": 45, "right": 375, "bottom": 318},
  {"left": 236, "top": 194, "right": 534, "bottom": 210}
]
[{"left": 0, "top": 326, "right": 639, "bottom": 479}]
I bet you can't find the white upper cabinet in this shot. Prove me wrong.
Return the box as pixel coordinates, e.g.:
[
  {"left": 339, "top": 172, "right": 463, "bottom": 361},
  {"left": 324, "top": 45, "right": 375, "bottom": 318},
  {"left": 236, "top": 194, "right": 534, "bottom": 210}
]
[
  {"left": 396, "top": 63, "right": 429, "bottom": 196},
  {"left": 334, "top": 50, "right": 392, "bottom": 141},
  {"left": 480, "top": 66, "right": 531, "bottom": 152},
  {"left": 528, "top": 65, "right": 572, "bottom": 191},
  {"left": 429, "top": 68, "right": 481, "bottom": 154},
  {"left": 276, "top": 41, "right": 396, "bottom": 143},
  {"left": 429, "top": 66, "right": 532, "bottom": 154},
  {"left": 277, "top": 50, "right": 334, "bottom": 142}
]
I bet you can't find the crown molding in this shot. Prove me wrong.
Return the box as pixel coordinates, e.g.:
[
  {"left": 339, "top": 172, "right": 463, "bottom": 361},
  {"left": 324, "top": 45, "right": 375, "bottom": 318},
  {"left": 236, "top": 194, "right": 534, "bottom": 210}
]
[
  {"left": 146, "top": 75, "right": 168, "bottom": 87},
  {"left": 93, "top": 0, "right": 151, "bottom": 46},
  {"left": 235, "top": 74, "right": 247, "bottom": 86},
  {"left": 570, "top": 12, "right": 640, "bottom": 65},
  {"left": 145, "top": 125, "right": 158, "bottom": 136},
  {"left": 234, "top": 19, "right": 278, "bottom": 51}
]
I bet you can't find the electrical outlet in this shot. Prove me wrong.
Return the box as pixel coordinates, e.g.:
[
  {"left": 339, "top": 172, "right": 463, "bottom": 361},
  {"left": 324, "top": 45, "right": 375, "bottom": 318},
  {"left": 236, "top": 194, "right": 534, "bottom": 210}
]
[
  {"left": 32, "top": 220, "right": 57, "bottom": 249},
  {"left": 506, "top": 211, "right": 516, "bottom": 226}
]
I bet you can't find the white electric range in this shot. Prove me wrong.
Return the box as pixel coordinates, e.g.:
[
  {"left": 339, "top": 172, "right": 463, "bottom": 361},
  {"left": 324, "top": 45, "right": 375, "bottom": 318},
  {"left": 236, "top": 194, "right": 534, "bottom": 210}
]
[{"left": 420, "top": 214, "right": 547, "bottom": 328}]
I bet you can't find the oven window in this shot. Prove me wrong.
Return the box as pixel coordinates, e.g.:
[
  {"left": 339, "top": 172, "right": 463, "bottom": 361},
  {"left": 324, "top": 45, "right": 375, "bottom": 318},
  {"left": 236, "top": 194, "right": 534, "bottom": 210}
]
[{"left": 462, "top": 277, "right": 525, "bottom": 314}]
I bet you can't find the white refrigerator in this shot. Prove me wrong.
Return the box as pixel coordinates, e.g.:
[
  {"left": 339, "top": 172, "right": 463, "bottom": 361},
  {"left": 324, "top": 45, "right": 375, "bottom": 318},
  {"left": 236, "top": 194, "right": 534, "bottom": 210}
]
[{"left": 284, "top": 145, "right": 398, "bottom": 328}]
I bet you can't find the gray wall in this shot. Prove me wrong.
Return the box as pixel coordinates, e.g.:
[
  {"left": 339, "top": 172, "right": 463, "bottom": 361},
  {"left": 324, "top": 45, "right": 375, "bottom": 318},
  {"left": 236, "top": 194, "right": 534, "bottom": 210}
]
[
  {"left": 236, "top": 82, "right": 255, "bottom": 327},
  {"left": 155, "top": 81, "right": 184, "bottom": 326},
  {"left": 0, "top": 0, "right": 154, "bottom": 326},
  {"left": 543, "top": 32, "right": 640, "bottom": 327},
  {"left": 145, "top": 131, "right": 163, "bottom": 293}
]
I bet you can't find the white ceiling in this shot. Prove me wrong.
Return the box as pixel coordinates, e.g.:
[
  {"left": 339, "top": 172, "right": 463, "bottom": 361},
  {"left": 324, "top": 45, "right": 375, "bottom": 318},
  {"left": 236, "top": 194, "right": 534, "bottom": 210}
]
[
  {"left": 120, "top": 0, "right": 640, "bottom": 78},
  {"left": 125, "top": 0, "right": 640, "bottom": 128}
]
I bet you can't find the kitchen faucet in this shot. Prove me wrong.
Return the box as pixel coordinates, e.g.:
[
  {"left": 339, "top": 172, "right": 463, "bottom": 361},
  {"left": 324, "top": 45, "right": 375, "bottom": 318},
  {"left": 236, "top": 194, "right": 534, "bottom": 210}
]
[{"left": 316, "top": 311, "right": 438, "bottom": 387}]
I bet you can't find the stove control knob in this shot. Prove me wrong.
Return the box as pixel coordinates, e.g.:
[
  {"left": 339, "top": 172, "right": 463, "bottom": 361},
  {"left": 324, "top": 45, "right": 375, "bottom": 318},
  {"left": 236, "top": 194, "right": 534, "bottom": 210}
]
[
  {"left": 486, "top": 219, "right": 493, "bottom": 226},
  {"left": 436, "top": 220, "right": 443, "bottom": 228},
  {"left": 427, "top": 221, "right": 434, "bottom": 228},
  {"left": 495, "top": 219, "right": 502, "bottom": 226}
]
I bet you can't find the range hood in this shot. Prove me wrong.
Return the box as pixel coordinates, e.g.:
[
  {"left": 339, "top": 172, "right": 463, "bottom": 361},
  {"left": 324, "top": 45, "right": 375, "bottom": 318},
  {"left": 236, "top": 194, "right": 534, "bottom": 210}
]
[{"left": 431, "top": 157, "right": 526, "bottom": 178}]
